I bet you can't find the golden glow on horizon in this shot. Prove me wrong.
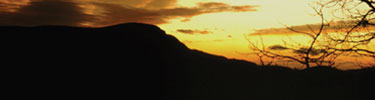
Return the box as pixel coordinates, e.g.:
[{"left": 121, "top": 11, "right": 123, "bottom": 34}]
[
  {"left": 159, "top": 0, "right": 320, "bottom": 60},
  {"left": 2, "top": 0, "right": 371, "bottom": 69},
  {"left": 155, "top": 0, "right": 374, "bottom": 70}
]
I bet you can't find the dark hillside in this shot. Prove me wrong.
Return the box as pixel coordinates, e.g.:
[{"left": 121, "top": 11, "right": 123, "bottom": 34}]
[{"left": 2, "top": 23, "right": 374, "bottom": 100}]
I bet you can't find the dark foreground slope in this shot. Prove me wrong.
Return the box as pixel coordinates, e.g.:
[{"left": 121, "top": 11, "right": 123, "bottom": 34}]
[{"left": 2, "top": 23, "right": 374, "bottom": 100}]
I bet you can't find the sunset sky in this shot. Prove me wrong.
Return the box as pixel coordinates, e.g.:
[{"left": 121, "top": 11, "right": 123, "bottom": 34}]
[{"left": 1, "top": 0, "right": 373, "bottom": 69}]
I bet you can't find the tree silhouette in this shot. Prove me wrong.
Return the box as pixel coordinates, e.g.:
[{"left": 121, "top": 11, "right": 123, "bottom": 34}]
[
  {"left": 246, "top": 0, "right": 375, "bottom": 68},
  {"left": 248, "top": 0, "right": 375, "bottom": 68},
  {"left": 323, "top": 0, "right": 375, "bottom": 67}
]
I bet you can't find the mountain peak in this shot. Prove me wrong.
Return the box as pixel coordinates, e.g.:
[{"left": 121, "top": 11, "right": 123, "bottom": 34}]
[{"left": 103, "top": 22, "right": 167, "bottom": 37}]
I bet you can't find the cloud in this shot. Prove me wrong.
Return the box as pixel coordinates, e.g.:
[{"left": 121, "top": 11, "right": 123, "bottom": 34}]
[
  {"left": 268, "top": 45, "right": 289, "bottom": 50},
  {"left": 293, "top": 48, "right": 326, "bottom": 56},
  {"left": 0, "top": 0, "right": 258, "bottom": 27},
  {"left": 249, "top": 20, "right": 371, "bottom": 36},
  {"left": 144, "top": 0, "right": 178, "bottom": 9},
  {"left": 86, "top": 0, "right": 177, "bottom": 9},
  {"left": 180, "top": 18, "right": 191, "bottom": 22},
  {"left": 0, "top": 0, "right": 30, "bottom": 6},
  {"left": 197, "top": 2, "right": 257, "bottom": 12},
  {"left": 249, "top": 23, "right": 330, "bottom": 36},
  {"left": 92, "top": 2, "right": 257, "bottom": 26},
  {"left": 0, "top": 0, "right": 95, "bottom": 26},
  {"left": 177, "top": 29, "right": 211, "bottom": 34},
  {"left": 0, "top": 0, "right": 29, "bottom": 12},
  {"left": 249, "top": 28, "right": 293, "bottom": 36},
  {"left": 91, "top": 3, "right": 165, "bottom": 26}
]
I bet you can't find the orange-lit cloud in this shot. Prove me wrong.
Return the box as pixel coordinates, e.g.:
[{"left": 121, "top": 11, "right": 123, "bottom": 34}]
[
  {"left": 0, "top": 0, "right": 29, "bottom": 12},
  {"left": 177, "top": 29, "right": 212, "bottom": 34},
  {"left": 0, "top": 0, "right": 257, "bottom": 27}
]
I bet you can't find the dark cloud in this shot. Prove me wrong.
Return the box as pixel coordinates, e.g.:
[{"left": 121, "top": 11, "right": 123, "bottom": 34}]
[
  {"left": 293, "top": 48, "right": 326, "bottom": 56},
  {"left": 0, "top": 1, "right": 16, "bottom": 11},
  {"left": 93, "top": 2, "right": 257, "bottom": 26},
  {"left": 0, "top": 0, "right": 257, "bottom": 27},
  {"left": 0, "top": 0, "right": 95, "bottom": 26},
  {"left": 269, "top": 45, "right": 289, "bottom": 50},
  {"left": 177, "top": 29, "right": 194, "bottom": 34},
  {"left": 91, "top": 3, "right": 164, "bottom": 26},
  {"left": 177, "top": 29, "right": 211, "bottom": 34},
  {"left": 249, "top": 20, "right": 365, "bottom": 36},
  {"left": 88, "top": 0, "right": 177, "bottom": 9},
  {"left": 198, "top": 2, "right": 229, "bottom": 8},
  {"left": 0, "top": 0, "right": 29, "bottom": 9}
]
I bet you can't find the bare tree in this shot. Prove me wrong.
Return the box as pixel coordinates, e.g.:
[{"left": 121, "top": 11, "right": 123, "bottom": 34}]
[
  {"left": 246, "top": 1, "right": 343, "bottom": 68},
  {"left": 245, "top": 34, "right": 275, "bottom": 67},
  {"left": 324, "top": 0, "right": 375, "bottom": 66},
  {"left": 247, "top": 0, "right": 375, "bottom": 69}
]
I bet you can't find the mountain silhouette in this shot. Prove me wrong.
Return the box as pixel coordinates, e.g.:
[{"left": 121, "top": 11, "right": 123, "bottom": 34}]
[{"left": 2, "top": 23, "right": 374, "bottom": 100}]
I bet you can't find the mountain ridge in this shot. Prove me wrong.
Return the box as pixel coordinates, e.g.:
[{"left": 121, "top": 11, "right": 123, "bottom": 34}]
[{"left": 2, "top": 23, "right": 374, "bottom": 100}]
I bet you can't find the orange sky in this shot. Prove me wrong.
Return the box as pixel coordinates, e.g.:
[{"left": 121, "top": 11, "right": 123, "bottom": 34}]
[{"left": 1, "top": 0, "right": 373, "bottom": 69}]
